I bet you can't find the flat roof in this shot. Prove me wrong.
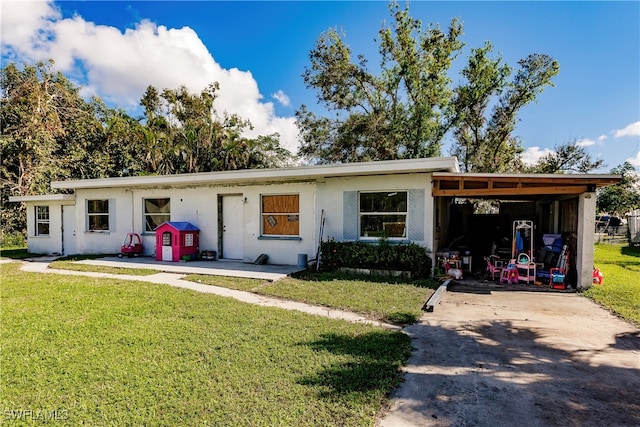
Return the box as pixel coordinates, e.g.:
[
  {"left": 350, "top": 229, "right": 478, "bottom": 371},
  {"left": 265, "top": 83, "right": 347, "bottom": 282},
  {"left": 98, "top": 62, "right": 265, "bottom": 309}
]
[
  {"left": 52, "top": 157, "right": 461, "bottom": 190},
  {"left": 8, "top": 194, "right": 76, "bottom": 203}
]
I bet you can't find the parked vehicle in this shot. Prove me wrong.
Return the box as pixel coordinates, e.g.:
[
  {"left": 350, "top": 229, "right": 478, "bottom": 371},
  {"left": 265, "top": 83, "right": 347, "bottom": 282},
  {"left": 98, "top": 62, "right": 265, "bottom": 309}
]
[
  {"left": 627, "top": 211, "right": 640, "bottom": 247},
  {"left": 595, "top": 214, "right": 624, "bottom": 235},
  {"left": 595, "top": 215, "right": 610, "bottom": 232}
]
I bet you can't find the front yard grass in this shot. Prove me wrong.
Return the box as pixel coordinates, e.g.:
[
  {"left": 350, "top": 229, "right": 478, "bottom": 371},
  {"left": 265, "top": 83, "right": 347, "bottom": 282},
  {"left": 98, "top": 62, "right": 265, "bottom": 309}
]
[
  {"left": 0, "top": 263, "right": 411, "bottom": 426},
  {"left": 185, "top": 271, "right": 435, "bottom": 325},
  {"left": 586, "top": 244, "right": 640, "bottom": 325},
  {"left": 0, "top": 247, "right": 36, "bottom": 259},
  {"left": 49, "top": 259, "right": 157, "bottom": 276}
]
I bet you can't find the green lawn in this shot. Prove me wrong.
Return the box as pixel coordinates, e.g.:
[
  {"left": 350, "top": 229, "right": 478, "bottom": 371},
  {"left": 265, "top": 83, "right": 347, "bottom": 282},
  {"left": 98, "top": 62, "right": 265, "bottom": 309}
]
[
  {"left": 0, "top": 247, "right": 35, "bottom": 259},
  {"left": 0, "top": 263, "right": 411, "bottom": 426},
  {"left": 586, "top": 244, "right": 640, "bottom": 325},
  {"left": 185, "top": 271, "right": 434, "bottom": 325},
  {"left": 49, "top": 259, "right": 157, "bottom": 276}
]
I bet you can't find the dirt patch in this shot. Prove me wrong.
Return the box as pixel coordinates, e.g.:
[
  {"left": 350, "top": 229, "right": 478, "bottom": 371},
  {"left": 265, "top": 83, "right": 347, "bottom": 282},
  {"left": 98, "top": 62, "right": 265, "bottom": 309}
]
[{"left": 379, "top": 289, "right": 640, "bottom": 426}]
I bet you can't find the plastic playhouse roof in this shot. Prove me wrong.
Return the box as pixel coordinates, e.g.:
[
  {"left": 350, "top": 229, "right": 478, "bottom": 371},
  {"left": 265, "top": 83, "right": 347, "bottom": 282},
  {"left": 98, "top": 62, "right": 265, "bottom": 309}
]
[{"left": 156, "top": 221, "right": 200, "bottom": 231}]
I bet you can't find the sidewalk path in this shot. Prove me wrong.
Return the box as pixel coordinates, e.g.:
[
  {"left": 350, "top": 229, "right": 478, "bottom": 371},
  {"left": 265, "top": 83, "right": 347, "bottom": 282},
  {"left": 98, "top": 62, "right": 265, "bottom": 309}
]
[{"left": 17, "top": 259, "right": 400, "bottom": 330}]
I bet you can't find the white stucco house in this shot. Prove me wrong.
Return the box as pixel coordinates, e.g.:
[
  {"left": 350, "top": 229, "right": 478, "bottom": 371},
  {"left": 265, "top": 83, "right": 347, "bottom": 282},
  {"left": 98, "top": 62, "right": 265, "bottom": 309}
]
[{"left": 10, "top": 157, "right": 619, "bottom": 289}]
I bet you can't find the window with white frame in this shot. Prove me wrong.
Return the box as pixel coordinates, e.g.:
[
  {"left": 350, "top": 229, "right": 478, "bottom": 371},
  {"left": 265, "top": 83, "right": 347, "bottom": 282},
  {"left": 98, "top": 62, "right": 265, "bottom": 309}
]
[
  {"left": 261, "top": 194, "right": 299, "bottom": 236},
  {"left": 359, "top": 191, "right": 407, "bottom": 238},
  {"left": 144, "top": 198, "right": 170, "bottom": 232},
  {"left": 35, "top": 206, "right": 50, "bottom": 236},
  {"left": 87, "top": 199, "right": 110, "bottom": 231},
  {"left": 184, "top": 233, "right": 194, "bottom": 247}
]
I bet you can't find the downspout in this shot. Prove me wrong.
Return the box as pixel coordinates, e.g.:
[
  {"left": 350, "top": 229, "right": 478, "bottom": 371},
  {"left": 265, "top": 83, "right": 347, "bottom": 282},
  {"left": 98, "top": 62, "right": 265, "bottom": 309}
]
[
  {"left": 60, "top": 205, "right": 64, "bottom": 255},
  {"left": 130, "top": 189, "right": 134, "bottom": 232}
]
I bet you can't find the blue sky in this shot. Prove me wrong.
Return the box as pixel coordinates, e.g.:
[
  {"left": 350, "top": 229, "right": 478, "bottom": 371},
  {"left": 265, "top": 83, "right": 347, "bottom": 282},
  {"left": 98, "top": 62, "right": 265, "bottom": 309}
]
[{"left": 2, "top": 1, "right": 639, "bottom": 171}]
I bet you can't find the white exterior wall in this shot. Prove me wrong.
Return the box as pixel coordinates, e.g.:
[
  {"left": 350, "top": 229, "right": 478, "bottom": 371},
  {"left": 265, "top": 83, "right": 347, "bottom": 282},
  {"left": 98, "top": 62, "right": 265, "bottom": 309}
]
[
  {"left": 71, "top": 183, "right": 317, "bottom": 265},
  {"left": 235, "top": 182, "right": 316, "bottom": 264},
  {"left": 316, "top": 173, "right": 434, "bottom": 249},
  {"left": 66, "top": 174, "right": 433, "bottom": 264},
  {"left": 127, "top": 187, "right": 218, "bottom": 257},
  {"left": 72, "top": 188, "right": 133, "bottom": 255},
  {"left": 23, "top": 202, "right": 65, "bottom": 255}
]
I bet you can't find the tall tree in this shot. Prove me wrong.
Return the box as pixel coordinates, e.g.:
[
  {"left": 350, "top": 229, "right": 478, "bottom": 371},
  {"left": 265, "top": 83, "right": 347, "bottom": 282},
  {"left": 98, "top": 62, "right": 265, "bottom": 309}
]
[
  {"left": 452, "top": 50, "right": 559, "bottom": 173},
  {"left": 2, "top": 60, "right": 70, "bottom": 198},
  {"left": 297, "top": 1, "right": 559, "bottom": 170},
  {"left": 527, "top": 139, "right": 605, "bottom": 174},
  {"left": 0, "top": 60, "right": 137, "bottom": 234},
  {"left": 597, "top": 162, "right": 640, "bottom": 214},
  {"left": 141, "top": 84, "right": 294, "bottom": 173},
  {"left": 297, "top": 1, "right": 463, "bottom": 163}
]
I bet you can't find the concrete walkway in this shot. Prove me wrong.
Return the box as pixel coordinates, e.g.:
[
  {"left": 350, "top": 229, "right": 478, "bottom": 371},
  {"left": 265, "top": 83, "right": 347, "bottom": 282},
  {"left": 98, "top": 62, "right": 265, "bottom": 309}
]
[
  {"left": 76, "top": 256, "right": 302, "bottom": 281},
  {"left": 17, "top": 258, "right": 400, "bottom": 330}
]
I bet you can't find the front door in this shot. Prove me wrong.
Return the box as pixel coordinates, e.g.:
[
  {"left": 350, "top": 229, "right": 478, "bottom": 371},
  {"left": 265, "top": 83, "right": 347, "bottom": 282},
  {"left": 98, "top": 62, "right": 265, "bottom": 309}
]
[
  {"left": 62, "top": 205, "right": 76, "bottom": 255},
  {"left": 161, "top": 231, "right": 173, "bottom": 261},
  {"left": 222, "top": 195, "right": 243, "bottom": 259}
]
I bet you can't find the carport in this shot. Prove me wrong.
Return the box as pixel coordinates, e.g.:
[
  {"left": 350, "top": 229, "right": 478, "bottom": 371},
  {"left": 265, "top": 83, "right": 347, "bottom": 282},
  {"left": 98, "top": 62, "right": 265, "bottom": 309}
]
[{"left": 431, "top": 172, "right": 620, "bottom": 290}]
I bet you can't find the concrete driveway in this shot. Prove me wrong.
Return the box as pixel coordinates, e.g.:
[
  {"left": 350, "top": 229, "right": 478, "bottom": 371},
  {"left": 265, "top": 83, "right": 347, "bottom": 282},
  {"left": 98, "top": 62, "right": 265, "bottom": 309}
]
[{"left": 379, "top": 288, "right": 640, "bottom": 426}]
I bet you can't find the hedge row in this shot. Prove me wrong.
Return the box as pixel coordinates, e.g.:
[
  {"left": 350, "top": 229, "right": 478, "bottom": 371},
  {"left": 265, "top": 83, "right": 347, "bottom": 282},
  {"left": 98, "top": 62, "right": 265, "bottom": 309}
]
[{"left": 319, "top": 238, "right": 432, "bottom": 278}]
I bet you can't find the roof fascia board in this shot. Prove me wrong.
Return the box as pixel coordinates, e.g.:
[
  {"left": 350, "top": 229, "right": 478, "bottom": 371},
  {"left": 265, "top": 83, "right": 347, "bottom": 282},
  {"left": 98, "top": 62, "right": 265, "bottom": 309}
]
[
  {"left": 433, "top": 172, "right": 621, "bottom": 181},
  {"left": 53, "top": 157, "right": 460, "bottom": 190},
  {"left": 9, "top": 194, "right": 76, "bottom": 203}
]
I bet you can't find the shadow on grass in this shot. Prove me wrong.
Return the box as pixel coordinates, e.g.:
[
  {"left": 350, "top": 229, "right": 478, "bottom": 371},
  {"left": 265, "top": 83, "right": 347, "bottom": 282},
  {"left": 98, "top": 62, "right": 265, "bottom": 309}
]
[
  {"left": 385, "top": 312, "right": 420, "bottom": 325},
  {"left": 0, "top": 248, "right": 37, "bottom": 259},
  {"left": 298, "top": 331, "right": 412, "bottom": 397},
  {"left": 620, "top": 246, "right": 640, "bottom": 259},
  {"left": 291, "top": 269, "right": 440, "bottom": 290},
  {"left": 54, "top": 253, "right": 117, "bottom": 261}
]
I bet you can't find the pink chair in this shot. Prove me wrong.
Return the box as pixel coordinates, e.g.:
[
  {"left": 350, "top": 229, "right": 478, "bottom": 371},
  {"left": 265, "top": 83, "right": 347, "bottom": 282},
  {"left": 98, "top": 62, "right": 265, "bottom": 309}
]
[
  {"left": 500, "top": 260, "right": 518, "bottom": 285},
  {"left": 485, "top": 256, "right": 504, "bottom": 281}
]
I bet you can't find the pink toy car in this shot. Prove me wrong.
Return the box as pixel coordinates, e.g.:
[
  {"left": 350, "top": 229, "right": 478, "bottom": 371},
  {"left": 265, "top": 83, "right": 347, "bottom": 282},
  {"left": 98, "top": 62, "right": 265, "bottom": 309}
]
[{"left": 118, "top": 233, "right": 143, "bottom": 258}]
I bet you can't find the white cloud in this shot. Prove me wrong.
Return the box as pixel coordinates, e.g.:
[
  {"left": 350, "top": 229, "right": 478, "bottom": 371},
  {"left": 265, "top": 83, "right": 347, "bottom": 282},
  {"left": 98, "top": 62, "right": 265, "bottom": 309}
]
[
  {"left": 520, "top": 146, "right": 554, "bottom": 166},
  {"left": 597, "top": 134, "right": 607, "bottom": 142},
  {"left": 0, "top": 0, "right": 60, "bottom": 60},
  {"left": 575, "top": 138, "right": 595, "bottom": 147},
  {"left": 614, "top": 121, "right": 640, "bottom": 138},
  {"left": 272, "top": 90, "right": 291, "bottom": 107},
  {"left": 627, "top": 152, "right": 640, "bottom": 168},
  {"left": 0, "top": 0, "right": 301, "bottom": 154}
]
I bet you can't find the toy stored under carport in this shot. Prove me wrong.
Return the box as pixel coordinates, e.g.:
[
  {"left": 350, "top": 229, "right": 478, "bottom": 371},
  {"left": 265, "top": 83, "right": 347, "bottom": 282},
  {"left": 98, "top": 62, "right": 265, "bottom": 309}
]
[{"left": 155, "top": 221, "right": 200, "bottom": 262}]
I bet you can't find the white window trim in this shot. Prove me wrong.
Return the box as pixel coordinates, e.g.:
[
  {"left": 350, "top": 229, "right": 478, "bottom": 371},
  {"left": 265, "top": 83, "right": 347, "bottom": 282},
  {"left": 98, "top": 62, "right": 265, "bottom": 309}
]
[
  {"left": 358, "top": 191, "right": 408, "bottom": 240},
  {"left": 35, "top": 205, "right": 50, "bottom": 237},
  {"left": 143, "top": 197, "right": 171, "bottom": 233},
  {"left": 86, "top": 199, "right": 110, "bottom": 232}
]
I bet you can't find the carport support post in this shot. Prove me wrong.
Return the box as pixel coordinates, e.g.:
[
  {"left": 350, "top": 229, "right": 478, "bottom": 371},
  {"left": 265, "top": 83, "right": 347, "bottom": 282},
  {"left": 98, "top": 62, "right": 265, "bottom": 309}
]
[{"left": 577, "top": 192, "right": 597, "bottom": 290}]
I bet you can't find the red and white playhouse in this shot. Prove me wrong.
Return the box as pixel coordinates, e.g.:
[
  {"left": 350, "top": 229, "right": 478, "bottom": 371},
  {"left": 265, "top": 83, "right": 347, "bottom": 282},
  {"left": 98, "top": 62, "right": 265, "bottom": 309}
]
[{"left": 155, "top": 221, "right": 200, "bottom": 262}]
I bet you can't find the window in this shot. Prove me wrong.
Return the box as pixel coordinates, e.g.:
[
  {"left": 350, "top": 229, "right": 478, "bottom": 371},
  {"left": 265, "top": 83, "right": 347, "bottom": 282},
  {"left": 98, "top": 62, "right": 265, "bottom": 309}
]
[
  {"left": 144, "top": 198, "right": 170, "bottom": 232},
  {"left": 359, "top": 191, "right": 407, "bottom": 238},
  {"left": 87, "top": 199, "right": 109, "bottom": 231},
  {"left": 35, "top": 206, "right": 50, "bottom": 236},
  {"left": 261, "top": 194, "right": 299, "bottom": 236},
  {"left": 185, "top": 233, "right": 194, "bottom": 247},
  {"left": 162, "top": 232, "right": 172, "bottom": 246}
]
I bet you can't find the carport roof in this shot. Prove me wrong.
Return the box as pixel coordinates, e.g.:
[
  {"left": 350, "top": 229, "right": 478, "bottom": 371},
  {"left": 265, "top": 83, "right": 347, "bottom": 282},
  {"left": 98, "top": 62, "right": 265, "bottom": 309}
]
[{"left": 432, "top": 172, "right": 621, "bottom": 198}]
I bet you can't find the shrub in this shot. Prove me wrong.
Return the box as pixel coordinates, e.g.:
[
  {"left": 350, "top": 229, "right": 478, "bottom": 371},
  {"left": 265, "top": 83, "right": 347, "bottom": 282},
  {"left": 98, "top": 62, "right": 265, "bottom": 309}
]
[
  {"left": 0, "top": 230, "right": 26, "bottom": 248},
  {"left": 319, "top": 238, "right": 432, "bottom": 278}
]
